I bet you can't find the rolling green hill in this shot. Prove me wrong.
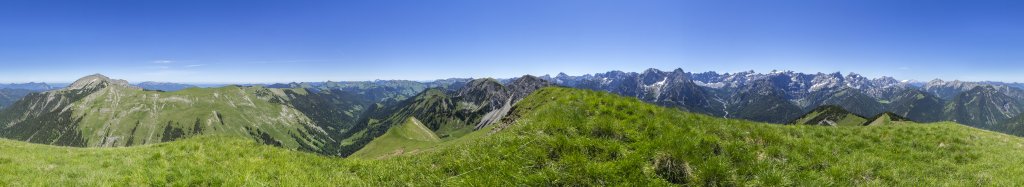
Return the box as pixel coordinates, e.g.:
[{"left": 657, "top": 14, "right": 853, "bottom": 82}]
[
  {"left": 887, "top": 89, "right": 945, "bottom": 122},
  {"left": 805, "top": 88, "right": 885, "bottom": 117},
  {"left": 3, "top": 87, "right": 1024, "bottom": 185},
  {"left": 335, "top": 76, "right": 552, "bottom": 157},
  {"left": 350, "top": 117, "right": 442, "bottom": 158},
  {"left": 863, "top": 112, "right": 913, "bottom": 126},
  {"left": 790, "top": 105, "right": 868, "bottom": 126}
]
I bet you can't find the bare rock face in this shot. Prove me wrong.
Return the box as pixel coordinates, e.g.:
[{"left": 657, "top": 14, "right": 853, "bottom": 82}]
[{"left": 474, "top": 75, "right": 553, "bottom": 130}]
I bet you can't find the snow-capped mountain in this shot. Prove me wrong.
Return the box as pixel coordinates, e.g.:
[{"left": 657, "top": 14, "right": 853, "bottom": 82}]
[
  {"left": 923, "top": 79, "right": 1024, "bottom": 100},
  {"left": 687, "top": 70, "right": 914, "bottom": 101},
  {"left": 541, "top": 68, "right": 1024, "bottom": 130},
  {"left": 546, "top": 68, "right": 725, "bottom": 116}
]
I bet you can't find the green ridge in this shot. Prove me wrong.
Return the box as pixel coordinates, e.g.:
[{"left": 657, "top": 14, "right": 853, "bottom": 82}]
[
  {"left": 790, "top": 105, "right": 868, "bottom": 126},
  {"left": 864, "top": 112, "right": 913, "bottom": 126},
  {"left": 350, "top": 117, "right": 442, "bottom": 158},
  {"left": 1, "top": 87, "right": 1024, "bottom": 185}
]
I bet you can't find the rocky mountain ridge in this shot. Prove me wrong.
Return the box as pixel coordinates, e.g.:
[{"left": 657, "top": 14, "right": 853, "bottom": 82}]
[
  {"left": 541, "top": 68, "right": 1024, "bottom": 133},
  {"left": 4, "top": 69, "right": 1024, "bottom": 158}
]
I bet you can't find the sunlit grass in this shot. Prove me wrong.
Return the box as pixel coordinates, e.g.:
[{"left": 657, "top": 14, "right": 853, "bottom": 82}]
[{"left": 2, "top": 87, "right": 1024, "bottom": 185}]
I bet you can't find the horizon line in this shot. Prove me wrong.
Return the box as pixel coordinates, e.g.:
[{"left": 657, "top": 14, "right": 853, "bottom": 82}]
[{"left": 1, "top": 68, "right": 1022, "bottom": 85}]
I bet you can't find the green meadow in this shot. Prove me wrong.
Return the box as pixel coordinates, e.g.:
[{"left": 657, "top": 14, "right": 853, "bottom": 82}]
[{"left": 2, "top": 87, "right": 1024, "bottom": 186}]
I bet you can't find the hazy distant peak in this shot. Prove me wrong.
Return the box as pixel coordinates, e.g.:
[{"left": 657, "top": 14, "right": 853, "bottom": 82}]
[{"left": 67, "top": 74, "right": 137, "bottom": 90}]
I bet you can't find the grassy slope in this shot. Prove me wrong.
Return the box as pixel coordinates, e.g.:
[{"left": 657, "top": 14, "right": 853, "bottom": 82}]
[
  {"left": 70, "top": 85, "right": 321, "bottom": 148},
  {"left": 791, "top": 111, "right": 820, "bottom": 124},
  {"left": 837, "top": 114, "right": 869, "bottom": 126},
  {"left": 790, "top": 106, "right": 868, "bottom": 126},
  {"left": 793, "top": 111, "right": 866, "bottom": 126},
  {"left": 350, "top": 117, "right": 442, "bottom": 158},
  {"left": 866, "top": 114, "right": 894, "bottom": 126},
  {"left": 2, "top": 87, "right": 1024, "bottom": 185}
]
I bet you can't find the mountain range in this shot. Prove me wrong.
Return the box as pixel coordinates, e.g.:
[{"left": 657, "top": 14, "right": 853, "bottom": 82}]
[
  {"left": 3, "top": 71, "right": 1024, "bottom": 185},
  {"left": 8, "top": 86, "right": 1024, "bottom": 185},
  {"left": 0, "top": 88, "right": 34, "bottom": 109},
  {"left": 0, "top": 74, "right": 552, "bottom": 157},
  {"left": 2, "top": 68, "right": 1024, "bottom": 157},
  {"left": 540, "top": 68, "right": 1024, "bottom": 135},
  {"left": 0, "top": 82, "right": 54, "bottom": 91}
]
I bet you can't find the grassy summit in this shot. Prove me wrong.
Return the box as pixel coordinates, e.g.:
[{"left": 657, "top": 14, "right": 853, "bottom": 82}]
[
  {"left": 2, "top": 87, "right": 1024, "bottom": 185},
  {"left": 790, "top": 105, "right": 869, "bottom": 126},
  {"left": 350, "top": 117, "right": 442, "bottom": 158}
]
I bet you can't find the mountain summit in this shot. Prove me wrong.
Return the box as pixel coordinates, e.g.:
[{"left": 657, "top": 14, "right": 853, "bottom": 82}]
[
  {"left": 790, "top": 105, "right": 868, "bottom": 126},
  {"left": 0, "top": 74, "right": 349, "bottom": 154},
  {"left": 66, "top": 74, "right": 137, "bottom": 90}
]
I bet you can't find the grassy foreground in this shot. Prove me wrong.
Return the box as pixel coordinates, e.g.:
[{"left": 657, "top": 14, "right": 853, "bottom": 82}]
[{"left": 3, "top": 87, "right": 1024, "bottom": 185}]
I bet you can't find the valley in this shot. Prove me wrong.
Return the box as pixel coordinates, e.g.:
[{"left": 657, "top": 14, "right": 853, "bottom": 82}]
[
  {"left": 2, "top": 87, "right": 1024, "bottom": 185},
  {"left": 0, "top": 70, "right": 1023, "bottom": 185},
  {"left": 4, "top": 0, "right": 1021, "bottom": 185}
]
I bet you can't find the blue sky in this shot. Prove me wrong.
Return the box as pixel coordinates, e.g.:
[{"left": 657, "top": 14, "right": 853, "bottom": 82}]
[{"left": 0, "top": 0, "right": 1022, "bottom": 83}]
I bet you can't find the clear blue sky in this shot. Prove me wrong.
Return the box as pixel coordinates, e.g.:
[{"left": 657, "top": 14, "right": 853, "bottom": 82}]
[{"left": 1, "top": 0, "right": 1022, "bottom": 83}]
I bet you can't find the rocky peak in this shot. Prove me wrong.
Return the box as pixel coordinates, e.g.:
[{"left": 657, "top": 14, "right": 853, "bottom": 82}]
[
  {"left": 461, "top": 78, "right": 503, "bottom": 90},
  {"left": 67, "top": 74, "right": 138, "bottom": 91},
  {"left": 691, "top": 71, "right": 720, "bottom": 77},
  {"left": 743, "top": 79, "right": 782, "bottom": 96},
  {"left": 827, "top": 72, "right": 844, "bottom": 78},
  {"left": 556, "top": 72, "right": 570, "bottom": 78},
  {"left": 846, "top": 72, "right": 862, "bottom": 78},
  {"left": 642, "top": 68, "right": 661, "bottom": 75},
  {"left": 671, "top": 68, "right": 685, "bottom": 73},
  {"left": 508, "top": 75, "right": 548, "bottom": 86},
  {"left": 456, "top": 78, "right": 508, "bottom": 105},
  {"left": 969, "top": 85, "right": 999, "bottom": 93},
  {"left": 68, "top": 74, "right": 111, "bottom": 90},
  {"left": 639, "top": 68, "right": 667, "bottom": 85},
  {"left": 688, "top": 71, "right": 722, "bottom": 84},
  {"left": 506, "top": 75, "right": 553, "bottom": 102},
  {"left": 600, "top": 70, "right": 630, "bottom": 78},
  {"left": 872, "top": 76, "right": 900, "bottom": 85}
]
